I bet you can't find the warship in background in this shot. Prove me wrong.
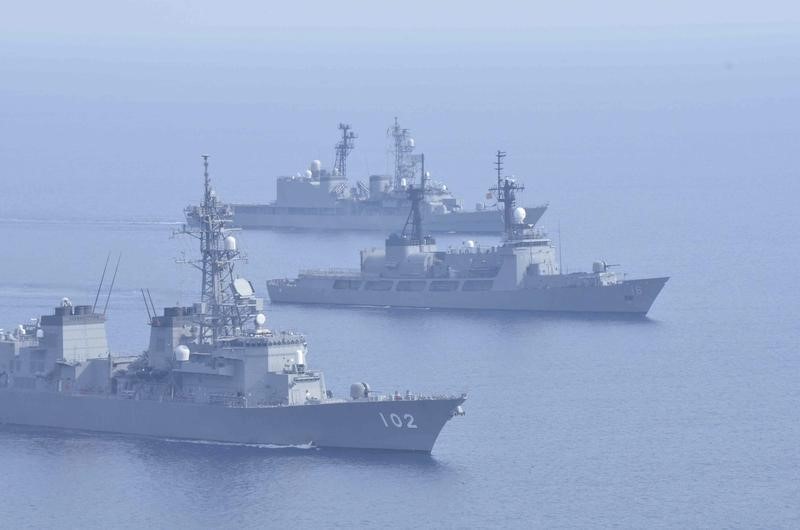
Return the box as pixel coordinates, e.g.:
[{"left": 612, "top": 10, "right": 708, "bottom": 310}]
[
  {"left": 0, "top": 156, "right": 465, "bottom": 452},
  {"left": 268, "top": 151, "right": 668, "bottom": 315},
  {"left": 186, "top": 119, "right": 547, "bottom": 233}
]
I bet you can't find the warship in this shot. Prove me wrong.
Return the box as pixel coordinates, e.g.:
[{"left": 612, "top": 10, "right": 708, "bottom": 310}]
[
  {"left": 186, "top": 119, "right": 547, "bottom": 233},
  {"left": 268, "top": 152, "right": 668, "bottom": 315},
  {"left": 0, "top": 156, "right": 465, "bottom": 452}
]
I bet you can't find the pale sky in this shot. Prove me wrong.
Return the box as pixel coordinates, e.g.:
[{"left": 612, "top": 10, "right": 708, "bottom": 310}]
[{"left": 3, "top": 0, "right": 800, "bottom": 38}]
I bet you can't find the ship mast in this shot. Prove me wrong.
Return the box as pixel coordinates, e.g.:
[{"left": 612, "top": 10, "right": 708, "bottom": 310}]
[
  {"left": 178, "top": 155, "right": 252, "bottom": 344},
  {"left": 333, "top": 123, "right": 357, "bottom": 177},
  {"left": 489, "top": 150, "right": 525, "bottom": 239},
  {"left": 388, "top": 117, "right": 415, "bottom": 189},
  {"left": 400, "top": 182, "right": 425, "bottom": 247}
]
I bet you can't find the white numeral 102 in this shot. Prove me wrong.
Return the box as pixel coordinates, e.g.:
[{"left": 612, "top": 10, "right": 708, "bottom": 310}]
[{"left": 379, "top": 412, "right": 418, "bottom": 429}]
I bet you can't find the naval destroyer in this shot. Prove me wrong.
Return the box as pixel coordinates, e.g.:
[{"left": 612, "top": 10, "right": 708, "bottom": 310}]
[
  {"left": 0, "top": 157, "right": 465, "bottom": 452},
  {"left": 268, "top": 152, "right": 668, "bottom": 315},
  {"left": 186, "top": 119, "right": 547, "bottom": 233}
]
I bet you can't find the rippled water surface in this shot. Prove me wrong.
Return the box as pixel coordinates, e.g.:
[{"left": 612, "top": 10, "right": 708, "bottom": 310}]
[{"left": 1, "top": 26, "right": 799, "bottom": 528}]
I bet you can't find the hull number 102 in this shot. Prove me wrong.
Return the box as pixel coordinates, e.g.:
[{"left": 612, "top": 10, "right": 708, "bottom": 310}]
[{"left": 379, "top": 412, "right": 418, "bottom": 429}]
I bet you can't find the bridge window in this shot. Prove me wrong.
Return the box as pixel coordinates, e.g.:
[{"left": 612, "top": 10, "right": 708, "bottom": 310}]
[
  {"left": 396, "top": 280, "right": 426, "bottom": 292},
  {"left": 333, "top": 279, "right": 362, "bottom": 290},
  {"left": 429, "top": 280, "right": 459, "bottom": 292},
  {"left": 462, "top": 280, "right": 493, "bottom": 291},
  {"left": 365, "top": 280, "right": 394, "bottom": 291}
]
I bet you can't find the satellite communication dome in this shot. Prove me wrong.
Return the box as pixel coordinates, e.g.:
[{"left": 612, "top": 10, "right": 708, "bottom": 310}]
[
  {"left": 513, "top": 207, "right": 527, "bottom": 224},
  {"left": 400, "top": 178, "right": 407, "bottom": 188},
  {"left": 425, "top": 171, "right": 431, "bottom": 178},
  {"left": 255, "top": 313, "right": 267, "bottom": 327},
  {"left": 407, "top": 138, "right": 415, "bottom": 148},
  {"left": 174, "top": 345, "right": 191, "bottom": 362},
  {"left": 224, "top": 236, "right": 237, "bottom": 251},
  {"left": 310, "top": 160, "right": 322, "bottom": 172},
  {"left": 304, "top": 169, "right": 313, "bottom": 178}
]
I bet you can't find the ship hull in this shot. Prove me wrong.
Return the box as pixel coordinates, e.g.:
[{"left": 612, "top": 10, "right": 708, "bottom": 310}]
[
  {"left": 229, "top": 204, "right": 547, "bottom": 233},
  {"left": 267, "top": 277, "right": 669, "bottom": 315},
  {"left": 0, "top": 390, "right": 464, "bottom": 452}
]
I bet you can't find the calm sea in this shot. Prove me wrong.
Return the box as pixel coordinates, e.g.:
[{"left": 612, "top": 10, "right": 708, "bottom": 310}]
[{"left": 0, "top": 26, "right": 798, "bottom": 528}]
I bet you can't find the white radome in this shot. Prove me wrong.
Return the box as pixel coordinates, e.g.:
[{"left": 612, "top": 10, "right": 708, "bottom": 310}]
[
  {"left": 174, "top": 345, "right": 191, "bottom": 362},
  {"left": 513, "top": 207, "right": 527, "bottom": 224},
  {"left": 224, "top": 236, "right": 237, "bottom": 251},
  {"left": 255, "top": 313, "right": 267, "bottom": 326}
]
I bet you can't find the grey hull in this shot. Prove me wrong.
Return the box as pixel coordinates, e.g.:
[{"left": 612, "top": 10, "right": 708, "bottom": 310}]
[
  {"left": 231, "top": 204, "right": 547, "bottom": 233},
  {"left": 0, "top": 390, "right": 464, "bottom": 452},
  {"left": 268, "top": 277, "right": 669, "bottom": 315}
]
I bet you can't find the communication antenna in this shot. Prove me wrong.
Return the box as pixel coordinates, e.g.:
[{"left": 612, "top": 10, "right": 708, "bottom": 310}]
[
  {"left": 146, "top": 289, "right": 157, "bottom": 318},
  {"left": 495, "top": 150, "right": 506, "bottom": 198},
  {"left": 333, "top": 123, "right": 357, "bottom": 177},
  {"left": 141, "top": 288, "right": 153, "bottom": 321},
  {"left": 102, "top": 254, "right": 122, "bottom": 315},
  {"left": 92, "top": 253, "right": 111, "bottom": 312}
]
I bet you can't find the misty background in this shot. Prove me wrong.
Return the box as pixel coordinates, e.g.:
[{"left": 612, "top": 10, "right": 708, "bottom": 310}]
[
  {"left": 2, "top": 4, "right": 800, "bottom": 527},
  {"left": 2, "top": 2, "right": 798, "bottom": 227}
]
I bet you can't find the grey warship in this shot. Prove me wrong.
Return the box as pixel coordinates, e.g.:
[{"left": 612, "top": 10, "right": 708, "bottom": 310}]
[
  {"left": 268, "top": 152, "right": 668, "bottom": 315},
  {"left": 186, "top": 119, "right": 547, "bottom": 233},
  {"left": 0, "top": 157, "right": 465, "bottom": 452}
]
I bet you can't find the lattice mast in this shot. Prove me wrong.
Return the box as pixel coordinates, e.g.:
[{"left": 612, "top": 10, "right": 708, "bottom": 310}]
[
  {"left": 400, "top": 152, "right": 427, "bottom": 247},
  {"left": 333, "top": 123, "right": 357, "bottom": 177},
  {"left": 401, "top": 183, "right": 425, "bottom": 246},
  {"left": 178, "top": 155, "right": 250, "bottom": 344},
  {"left": 388, "top": 117, "right": 415, "bottom": 189},
  {"left": 489, "top": 150, "right": 525, "bottom": 239}
]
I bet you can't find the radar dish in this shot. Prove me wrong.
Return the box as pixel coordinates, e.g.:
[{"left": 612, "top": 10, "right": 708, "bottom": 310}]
[{"left": 233, "top": 278, "right": 254, "bottom": 298}]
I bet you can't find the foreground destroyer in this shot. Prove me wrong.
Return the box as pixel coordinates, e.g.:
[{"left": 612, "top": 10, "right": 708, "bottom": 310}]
[
  {"left": 0, "top": 157, "right": 465, "bottom": 452},
  {"left": 186, "top": 119, "right": 547, "bottom": 233},
  {"left": 268, "top": 152, "right": 668, "bottom": 315}
]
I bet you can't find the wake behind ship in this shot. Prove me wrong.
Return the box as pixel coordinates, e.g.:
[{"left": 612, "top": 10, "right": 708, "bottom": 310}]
[
  {"left": 0, "top": 157, "right": 465, "bottom": 452},
  {"left": 268, "top": 152, "right": 669, "bottom": 315}
]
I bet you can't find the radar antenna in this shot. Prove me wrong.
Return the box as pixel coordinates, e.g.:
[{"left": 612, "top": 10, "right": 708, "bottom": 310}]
[
  {"left": 333, "top": 123, "right": 357, "bottom": 177},
  {"left": 176, "top": 155, "right": 256, "bottom": 344},
  {"left": 489, "top": 150, "right": 525, "bottom": 239}
]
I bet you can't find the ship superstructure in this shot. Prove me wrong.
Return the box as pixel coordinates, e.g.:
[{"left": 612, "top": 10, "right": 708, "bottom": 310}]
[
  {"left": 0, "top": 157, "right": 465, "bottom": 452},
  {"left": 186, "top": 119, "right": 548, "bottom": 233},
  {"left": 268, "top": 152, "right": 669, "bottom": 315}
]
